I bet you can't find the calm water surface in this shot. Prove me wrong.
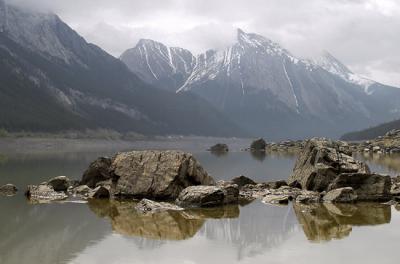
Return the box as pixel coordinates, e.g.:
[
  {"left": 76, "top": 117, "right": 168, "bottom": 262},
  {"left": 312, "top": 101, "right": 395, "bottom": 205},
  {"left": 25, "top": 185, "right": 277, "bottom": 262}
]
[{"left": 0, "top": 139, "right": 399, "bottom": 264}]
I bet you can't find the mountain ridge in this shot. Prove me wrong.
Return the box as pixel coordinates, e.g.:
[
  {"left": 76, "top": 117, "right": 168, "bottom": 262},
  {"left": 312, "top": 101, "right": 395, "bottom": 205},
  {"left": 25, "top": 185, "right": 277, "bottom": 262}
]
[
  {"left": 0, "top": 1, "right": 247, "bottom": 137},
  {"left": 121, "top": 29, "right": 400, "bottom": 139}
]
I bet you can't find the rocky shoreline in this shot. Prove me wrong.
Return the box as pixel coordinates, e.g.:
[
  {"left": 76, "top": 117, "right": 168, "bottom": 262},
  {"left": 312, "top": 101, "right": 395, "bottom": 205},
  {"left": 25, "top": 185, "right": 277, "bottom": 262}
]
[{"left": 2, "top": 136, "right": 394, "bottom": 213}]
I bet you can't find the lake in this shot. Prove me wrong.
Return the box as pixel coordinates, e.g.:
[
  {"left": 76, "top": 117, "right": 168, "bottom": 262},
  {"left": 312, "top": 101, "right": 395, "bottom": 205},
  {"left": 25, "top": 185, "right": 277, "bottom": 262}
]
[{"left": 0, "top": 138, "right": 399, "bottom": 264}]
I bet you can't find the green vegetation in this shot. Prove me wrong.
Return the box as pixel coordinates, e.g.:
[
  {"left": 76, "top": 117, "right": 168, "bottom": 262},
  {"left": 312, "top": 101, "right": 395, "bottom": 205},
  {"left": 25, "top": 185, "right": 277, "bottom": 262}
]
[{"left": 341, "top": 118, "right": 400, "bottom": 140}]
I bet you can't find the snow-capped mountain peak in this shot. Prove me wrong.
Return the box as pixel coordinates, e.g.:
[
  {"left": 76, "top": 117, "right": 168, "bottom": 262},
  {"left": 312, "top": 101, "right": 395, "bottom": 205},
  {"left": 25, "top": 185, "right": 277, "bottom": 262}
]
[
  {"left": 315, "top": 51, "right": 375, "bottom": 94},
  {"left": 236, "top": 28, "right": 296, "bottom": 61}
]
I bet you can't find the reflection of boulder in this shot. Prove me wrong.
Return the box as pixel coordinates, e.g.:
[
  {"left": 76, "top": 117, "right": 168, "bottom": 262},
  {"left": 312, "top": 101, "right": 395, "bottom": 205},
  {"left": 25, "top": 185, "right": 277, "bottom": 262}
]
[
  {"left": 294, "top": 203, "right": 391, "bottom": 241},
  {"left": 88, "top": 200, "right": 240, "bottom": 241}
]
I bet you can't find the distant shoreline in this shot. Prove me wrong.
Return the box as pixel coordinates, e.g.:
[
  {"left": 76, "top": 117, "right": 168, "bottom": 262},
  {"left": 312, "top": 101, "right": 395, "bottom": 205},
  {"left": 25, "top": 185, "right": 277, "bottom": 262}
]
[{"left": 0, "top": 136, "right": 251, "bottom": 154}]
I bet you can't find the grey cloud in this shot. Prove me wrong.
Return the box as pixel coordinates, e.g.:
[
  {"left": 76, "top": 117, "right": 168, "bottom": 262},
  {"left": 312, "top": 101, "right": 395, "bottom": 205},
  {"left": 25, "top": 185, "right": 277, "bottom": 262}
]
[{"left": 5, "top": 0, "right": 400, "bottom": 87}]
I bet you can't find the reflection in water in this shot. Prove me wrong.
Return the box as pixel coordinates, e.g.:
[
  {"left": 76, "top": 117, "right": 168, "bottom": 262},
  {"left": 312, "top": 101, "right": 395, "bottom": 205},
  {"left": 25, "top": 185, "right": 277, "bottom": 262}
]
[
  {"left": 294, "top": 203, "right": 391, "bottom": 242},
  {"left": 88, "top": 200, "right": 239, "bottom": 240},
  {"left": 357, "top": 153, "right": 400, "bottom": 176},
  {"left": 1, "top": 142, "right": 400, "bottom": 264},
  {"left": 250, "top": 151, "right": 266, "bottom": 162},
  {"left": 0, "top": 154, "right": 8, "bottom": 165}
]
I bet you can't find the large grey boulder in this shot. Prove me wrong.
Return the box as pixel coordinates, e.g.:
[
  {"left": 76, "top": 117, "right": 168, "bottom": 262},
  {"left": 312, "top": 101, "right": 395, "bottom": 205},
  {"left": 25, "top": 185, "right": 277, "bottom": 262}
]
[
  {"left": 288, "top": 138, "right": 370, "bottom": 192},
  {"left": 176, "top": 186, "right": 225, "bottom": 207},
  {"left": 109, "top": 151, "right": 215, "bottom": 199},
  {"left": 323, "top": 187, "right": 357, "bottom": 203},
  {"left": 328, "top": 173, "right": 391, "bottom": 201},
  {"left": 81, "top": 157, "right": 112, "bottom": 188}
]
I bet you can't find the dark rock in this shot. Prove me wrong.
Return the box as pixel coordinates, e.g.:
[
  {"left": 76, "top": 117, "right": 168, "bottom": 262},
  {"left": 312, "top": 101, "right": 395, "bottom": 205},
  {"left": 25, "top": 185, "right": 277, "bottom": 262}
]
[
  {"left": 323, "top": 187, "right": 357, "bottom": 203},
  {"left": 250, "top": 138, "right": 267, "bottom": 151},
  {"left": 135, "top": 199, "right": 183, "bottom": 214},
  {"left": 176, "top": 186, "right": 225, "bottom": 207},
  {"left": 231, "top": 175, "right": 256, "bottom": 188},
  {"left": 110, "top": 151, "right": 215, "bottom": 199},
  {"left": 0, "top": 184, "right": 18, "bottom": 196},
  {"left": 216, "top": 182, "right": 239, "bottom": 204},
  {"left": 266, "top": 180, "right": 288, "bottom": 189},
  {"left": 208, "top": 143, "right": 229, "bottom": 152},
  {"left": 81, "top": 157, "right": 112, "bottom": 188},
  {"left": 47, "top": 176, "right": 70, "bottom": 191},
  {"left": 88, "top": 186, "right": 110, "bottom": 199},
  {"left": 288, "top": 138, "right": 370, "bottom": 192},
  {"left": 328, "top": 173, "right": 391, "bottom": 201}
]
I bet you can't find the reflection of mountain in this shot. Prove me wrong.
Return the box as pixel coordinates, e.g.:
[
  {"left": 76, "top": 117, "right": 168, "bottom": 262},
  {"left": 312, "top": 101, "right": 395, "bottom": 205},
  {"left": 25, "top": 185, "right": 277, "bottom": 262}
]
[
  {"left": 88, "top": 200, "right": 239, "bottom": 241},
  {"left": 0, "top": 198, "right": 109, "bottom": 264},
  {"left": 199, "top": 202, "right": 298, "bottom": 260},
  {"left": 294, "top": 203, "right": 391, "bottom": 242}
]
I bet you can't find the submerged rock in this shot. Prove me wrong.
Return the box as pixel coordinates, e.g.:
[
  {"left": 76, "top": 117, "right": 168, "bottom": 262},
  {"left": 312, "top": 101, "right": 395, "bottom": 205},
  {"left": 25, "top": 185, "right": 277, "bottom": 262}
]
[
  {"left": 0, "top": 184, "right": 18, "bottom": 196},
  {"left": 323, "top": 187, "right": 357, "bottom": 203},
  {"left": 288, "top": 138, "right": 370, "bottom": 192},
  {"left": 110, "top": 151, "right": 215, "bottom": 199},
  {"left": 135, "top": 199, "right": 183, "bottom": 214}
]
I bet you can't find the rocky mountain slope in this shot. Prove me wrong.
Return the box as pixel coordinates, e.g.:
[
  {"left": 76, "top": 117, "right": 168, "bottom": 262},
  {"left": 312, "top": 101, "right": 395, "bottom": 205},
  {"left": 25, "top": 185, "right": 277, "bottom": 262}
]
[
  {"left": 121, "top": 29, "right": 400, "bottom": 139},
  {"left": 341, "top": 119, "right": 400, "bottom": 140},
  {"left": 0, "top": 1, "right": 244, "bottom": 137}
]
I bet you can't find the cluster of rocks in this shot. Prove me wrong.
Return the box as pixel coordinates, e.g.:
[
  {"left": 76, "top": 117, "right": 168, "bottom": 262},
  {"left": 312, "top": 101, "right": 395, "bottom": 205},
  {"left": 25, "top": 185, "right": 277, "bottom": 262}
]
[
  {"left": 20, "top": 138, "right": 400, "bottom": 210},
  {"left": 265, "top": 140, "right": 305, "bottom": 153},
  {"left": 355, "top": 129, "right": 400, "bottom": 155}
]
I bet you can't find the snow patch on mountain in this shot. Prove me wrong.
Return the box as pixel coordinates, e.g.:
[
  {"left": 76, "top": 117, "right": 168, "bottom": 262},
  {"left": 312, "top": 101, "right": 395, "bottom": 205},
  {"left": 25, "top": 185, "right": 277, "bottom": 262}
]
[{"left": 315, "top": 51, "right": 375, "bottom": 94}]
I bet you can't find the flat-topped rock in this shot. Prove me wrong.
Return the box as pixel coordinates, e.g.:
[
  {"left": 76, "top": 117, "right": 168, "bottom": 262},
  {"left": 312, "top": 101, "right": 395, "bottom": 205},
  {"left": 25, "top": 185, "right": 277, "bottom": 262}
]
[{"left": 176, "top": 186, "right": 225, "bottom": 207}]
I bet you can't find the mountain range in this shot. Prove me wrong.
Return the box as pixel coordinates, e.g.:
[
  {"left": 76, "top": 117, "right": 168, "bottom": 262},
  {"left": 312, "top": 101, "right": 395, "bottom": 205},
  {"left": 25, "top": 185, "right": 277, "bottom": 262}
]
[
  {"left": 0, "top": 0, "right": 244, "bottom": 137},
  {"left": 121, "top": 29, "right": 400, "bottom": 139},
  {"left": 1, "top": 1, "right": 399, "bottom": 139}
]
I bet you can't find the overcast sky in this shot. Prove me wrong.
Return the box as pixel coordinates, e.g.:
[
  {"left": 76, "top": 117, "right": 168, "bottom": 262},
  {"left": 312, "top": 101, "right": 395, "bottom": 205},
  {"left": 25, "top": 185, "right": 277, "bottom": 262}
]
[{"left": 8, "top": 0, "right": 400, "bottom": 87}]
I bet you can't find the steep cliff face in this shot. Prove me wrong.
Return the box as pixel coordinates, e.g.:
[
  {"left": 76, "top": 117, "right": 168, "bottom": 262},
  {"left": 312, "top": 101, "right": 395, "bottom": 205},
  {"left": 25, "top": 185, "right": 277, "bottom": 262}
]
[{"left": 0, "top": 2, "right": 245, "bottom": 137}]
